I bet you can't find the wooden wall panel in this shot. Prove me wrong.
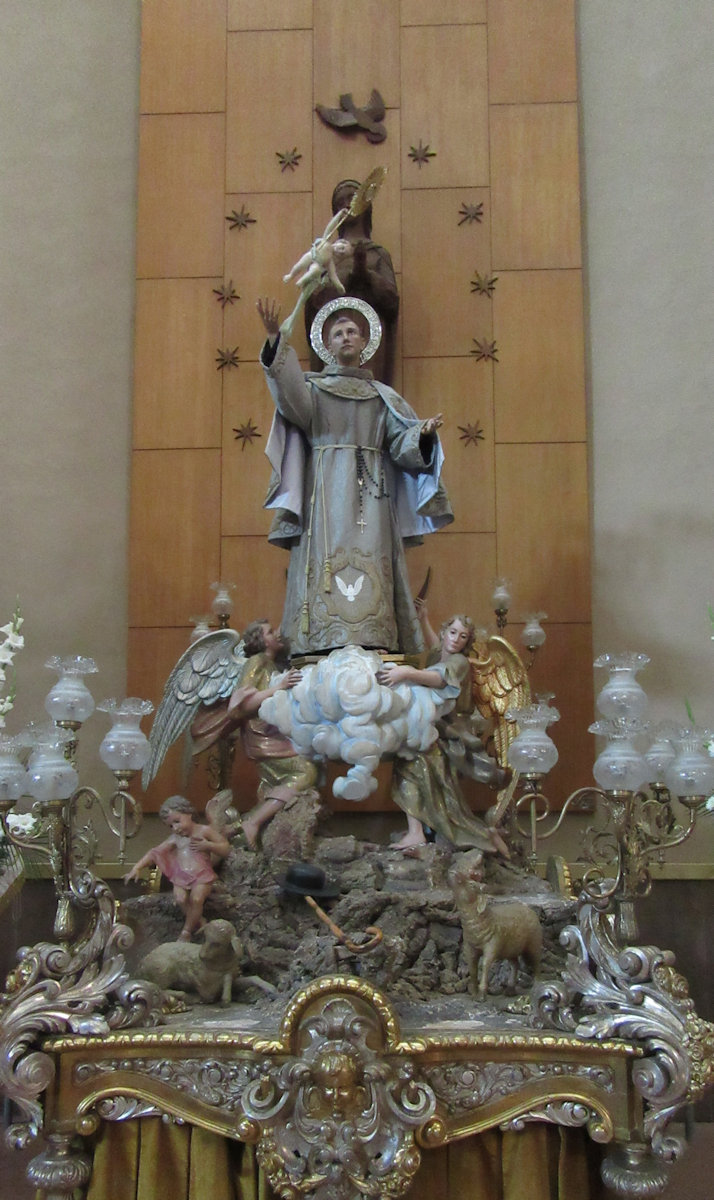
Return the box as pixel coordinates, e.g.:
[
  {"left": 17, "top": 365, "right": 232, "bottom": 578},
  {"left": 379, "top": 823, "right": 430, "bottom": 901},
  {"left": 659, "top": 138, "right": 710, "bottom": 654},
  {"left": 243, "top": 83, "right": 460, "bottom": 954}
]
[
  {"left": 493, "top": 270, "right": 586, "bottom": 443},
  {"left": 221, "top": 363, "right": 278, "bottom": 536},
  {"left": 402, "top": 189, "right": 491, "bottom": 357},
  {"left": 220, "top": 536, "right": 291, "bottom": 631},
  {"left": 400, "top": 0, "right": 486, "bottom": 24},
  {"left": 136, "top": 115, "right": 225, "bottom": 279},
  {"left": 488, "top": 0, "right": 577, "bottom": 104},
  {"left": 405, "top": 533, "right": 498, "bottom": 629},
  {"left": 228, "top": 0, "right": 312, "bottom": 30},
  {"left": 401, "top": 26, "right": 489, "bottom": 188},
  {"left": 130, "top": 449, "right": 221, "bottom": 627},
  {"left": 314, "top": 0, "right": 401, "bottom": 110},
  {"left": 223, "top": 192, "right": 313, "bottom": 361},
  {"left": 226, "top": 32, "right": 313, "bottom": 194},
  {"left": 140, "top": 0, "right": 227, "bottom": 114},
  {"left": 495, "top": 443, "right": 591, "bottom": 623},
  {"left": 402, "top": 356, "right": 495, "bottom": 533},
  {"left": 133, "top": 279, "right": 224, "bottom": 449},
  {"left": 523, "top": 621, "right": 594, "bottom": 804},
  {"left": 490, "top": 104, "right": 581, "bottom": 270}
]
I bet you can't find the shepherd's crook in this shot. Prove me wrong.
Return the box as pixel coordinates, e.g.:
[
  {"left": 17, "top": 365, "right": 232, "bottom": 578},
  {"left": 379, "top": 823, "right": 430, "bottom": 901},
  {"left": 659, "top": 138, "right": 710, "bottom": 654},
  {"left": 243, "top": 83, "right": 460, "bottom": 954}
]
[{"left": 305, "top": 895, "right": 383, "bottom": 954}]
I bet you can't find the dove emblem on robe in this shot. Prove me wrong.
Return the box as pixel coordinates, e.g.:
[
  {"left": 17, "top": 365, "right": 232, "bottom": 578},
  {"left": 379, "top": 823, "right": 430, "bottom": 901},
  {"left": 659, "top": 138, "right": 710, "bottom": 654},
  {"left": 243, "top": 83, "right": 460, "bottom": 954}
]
[{"left": 335, "top": 572, "right": 365, "bottom": 602}]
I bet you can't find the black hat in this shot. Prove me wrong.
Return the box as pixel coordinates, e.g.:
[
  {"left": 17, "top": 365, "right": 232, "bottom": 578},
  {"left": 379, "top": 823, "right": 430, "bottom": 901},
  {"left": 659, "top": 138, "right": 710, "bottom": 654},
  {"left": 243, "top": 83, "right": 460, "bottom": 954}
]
[{"left": 280, "top": 862, "right": 340, "bottom": 899}]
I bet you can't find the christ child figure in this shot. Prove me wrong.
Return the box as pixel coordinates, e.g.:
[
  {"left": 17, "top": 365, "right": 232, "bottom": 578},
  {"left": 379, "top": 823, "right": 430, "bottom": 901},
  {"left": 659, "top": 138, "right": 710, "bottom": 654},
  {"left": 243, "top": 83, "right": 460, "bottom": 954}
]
[{"left": 280, "top": 208, "right": 352, "bottom": 339}]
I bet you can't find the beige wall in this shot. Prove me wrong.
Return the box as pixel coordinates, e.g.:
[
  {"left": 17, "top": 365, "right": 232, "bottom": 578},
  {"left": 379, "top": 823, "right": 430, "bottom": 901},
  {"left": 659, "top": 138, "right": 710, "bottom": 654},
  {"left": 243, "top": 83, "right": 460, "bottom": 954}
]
[{"left": 1, "top": 1, "right": 713, "bottom": 866}]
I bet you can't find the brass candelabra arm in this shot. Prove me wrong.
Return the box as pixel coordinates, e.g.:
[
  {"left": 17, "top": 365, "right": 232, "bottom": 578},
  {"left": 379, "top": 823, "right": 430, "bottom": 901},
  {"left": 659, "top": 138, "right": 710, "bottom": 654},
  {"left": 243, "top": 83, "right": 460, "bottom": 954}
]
[
  {"left": 70, "top": 782, "right": 143, "bottom": 863},
  {"left": 576, "top": 786, "right": 702, "bottom": 943},
  {"left": 511, "top": 781, "right": 606, "bottom": 868},
  {"left": 632, "top": 789, "right": 698, "bottom": 860}
]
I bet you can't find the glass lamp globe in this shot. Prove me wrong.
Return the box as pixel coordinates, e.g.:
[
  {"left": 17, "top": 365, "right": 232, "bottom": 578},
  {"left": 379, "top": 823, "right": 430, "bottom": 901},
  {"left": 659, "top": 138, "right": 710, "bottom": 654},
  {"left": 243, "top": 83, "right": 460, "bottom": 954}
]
[
  {"left": 189, "top": 615, "right": 212, "bottom": 643},
  {"left": 521, "top": 613, "right": 547, "bottom": 651},
  {"left": 643, "top": 724, "right": 677, "bottom": 784},
  {"left": 97, "top": 698, "right": 154, "bottom": 773},
  {"left": 506, "top": 701, "right": 559, "bottom": 775},
  {"left": 0, "top": 735, "right": 28, "bottom": 802},
  {"left": 44, "top": 655, "right": 98, "bottom": 725},
  {"left": 491, "top": 577, "right": 512, "bottom": 613},
  {"left": 594, "top": 653, "right": 649, "bottom": 721},
  {"left": 664, "top": 730, "right": 714, "bottom": 802},
  {"left": 23, "top": 723, "right": 78, "bottom": 801},
  {"left": 590, "top": 718, "right": 649, "bottom": 792},
  {"left": 210, "top": 581, "right": 236, "bottom": 623}
]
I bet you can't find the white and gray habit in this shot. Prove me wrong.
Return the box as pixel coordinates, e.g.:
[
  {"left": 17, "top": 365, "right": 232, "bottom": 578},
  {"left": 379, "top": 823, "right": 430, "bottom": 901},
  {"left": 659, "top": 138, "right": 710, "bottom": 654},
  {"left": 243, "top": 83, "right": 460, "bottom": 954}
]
[{"left": 261, "top": 334, "right": 453, "bottom": 654}]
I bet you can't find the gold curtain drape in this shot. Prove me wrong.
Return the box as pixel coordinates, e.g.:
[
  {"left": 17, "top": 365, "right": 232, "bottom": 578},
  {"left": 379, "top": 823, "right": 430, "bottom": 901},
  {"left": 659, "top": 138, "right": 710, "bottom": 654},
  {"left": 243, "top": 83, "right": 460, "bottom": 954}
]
[{"left": 86, "top": 1119, "right": 606, "bottom": 1200}]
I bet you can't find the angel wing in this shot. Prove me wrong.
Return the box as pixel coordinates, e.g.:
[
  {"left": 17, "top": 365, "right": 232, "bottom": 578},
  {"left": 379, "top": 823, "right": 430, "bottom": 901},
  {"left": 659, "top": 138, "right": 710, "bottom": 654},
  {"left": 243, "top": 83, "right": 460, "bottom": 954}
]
[
  {"left": 469, "top": 635, "right": 531, "bottom": 767},
  {"left": 470, "top": 635, "right": 531, "bottom": 833},
  {"left": 142, "top": 628, "right": 247, "bottom": 789},
  {"left": 205, "top": 787, "right": 239, "bottom": 837}
]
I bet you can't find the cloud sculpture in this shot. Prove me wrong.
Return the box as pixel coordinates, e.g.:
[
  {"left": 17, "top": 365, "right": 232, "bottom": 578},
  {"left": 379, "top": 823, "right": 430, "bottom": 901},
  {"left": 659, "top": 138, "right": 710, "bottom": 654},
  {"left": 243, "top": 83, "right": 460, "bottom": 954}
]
[{"left": 259, "top": 645, "right": 457, "bottom": 801}]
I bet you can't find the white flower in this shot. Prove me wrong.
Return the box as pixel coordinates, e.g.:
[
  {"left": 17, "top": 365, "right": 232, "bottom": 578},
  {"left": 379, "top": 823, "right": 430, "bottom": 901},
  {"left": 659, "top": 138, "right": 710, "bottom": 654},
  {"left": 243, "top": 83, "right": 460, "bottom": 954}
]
[
  {"left": 6, "top": 813, "right": 38, "bottom": 836},
  {"left": 0, "top": 630, "right": 23, "bottom": 650}
]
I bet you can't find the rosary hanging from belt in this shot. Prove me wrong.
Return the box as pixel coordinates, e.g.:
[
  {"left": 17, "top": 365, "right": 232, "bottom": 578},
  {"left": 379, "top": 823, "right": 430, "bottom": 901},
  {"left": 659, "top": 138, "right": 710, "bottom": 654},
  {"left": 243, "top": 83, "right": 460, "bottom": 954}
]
[{"left": 355, "top": 445, "right": 389, "bottom": 535}]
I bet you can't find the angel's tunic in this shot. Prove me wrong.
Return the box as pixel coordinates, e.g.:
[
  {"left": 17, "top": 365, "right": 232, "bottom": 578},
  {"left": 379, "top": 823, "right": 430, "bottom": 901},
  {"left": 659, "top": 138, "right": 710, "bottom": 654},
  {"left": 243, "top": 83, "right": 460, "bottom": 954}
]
[
  {"left": 392, "top": 652, "right": 500, "bottom": 851},
  {"left": 261, "top": 336, "right": 453, "bottom": 655},
  {"left": 189, "top": 655, "right": 318, "bottom": 803},
  {"left": 152, "top": 834, "right": 217, "bottom": 889},
  {"left": 227, "top": 655, "right": 319, "bottom": 804}
]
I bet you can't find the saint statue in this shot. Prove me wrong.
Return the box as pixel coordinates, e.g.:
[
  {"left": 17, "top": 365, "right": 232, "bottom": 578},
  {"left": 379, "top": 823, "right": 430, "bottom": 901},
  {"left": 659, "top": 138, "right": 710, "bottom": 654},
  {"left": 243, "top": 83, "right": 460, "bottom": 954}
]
[{"left": 258, "top": 295, "right": 453, "bottom": 656}]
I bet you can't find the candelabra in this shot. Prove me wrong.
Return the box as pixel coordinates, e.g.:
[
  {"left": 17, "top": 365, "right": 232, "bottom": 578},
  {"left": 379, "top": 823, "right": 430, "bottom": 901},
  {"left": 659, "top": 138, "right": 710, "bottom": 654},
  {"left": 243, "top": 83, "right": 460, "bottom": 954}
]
[
  {"left": 503, "top": 653, "right": 714, "bottom": 941},
  {"left": 0, "top": 655, "right": 153, "bottom": 943}
]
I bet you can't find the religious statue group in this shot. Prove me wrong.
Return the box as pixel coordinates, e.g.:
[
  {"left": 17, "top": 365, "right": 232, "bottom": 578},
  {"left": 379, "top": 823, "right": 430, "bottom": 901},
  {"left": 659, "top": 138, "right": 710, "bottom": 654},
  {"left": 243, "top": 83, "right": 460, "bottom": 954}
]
[{"left": 142, "top": 175, "right": 517, "bottom": 929}]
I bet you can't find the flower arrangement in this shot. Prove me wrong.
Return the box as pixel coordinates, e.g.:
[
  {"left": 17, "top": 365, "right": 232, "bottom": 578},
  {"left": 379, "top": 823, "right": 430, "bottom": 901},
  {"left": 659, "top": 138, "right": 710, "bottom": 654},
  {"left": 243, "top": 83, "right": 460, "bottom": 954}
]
[
  {"left": 0, "top": 603, "right": 27, "bottom": 893},
  {"left": 0, "top": 602, "right": 24, "bottom": 727}
]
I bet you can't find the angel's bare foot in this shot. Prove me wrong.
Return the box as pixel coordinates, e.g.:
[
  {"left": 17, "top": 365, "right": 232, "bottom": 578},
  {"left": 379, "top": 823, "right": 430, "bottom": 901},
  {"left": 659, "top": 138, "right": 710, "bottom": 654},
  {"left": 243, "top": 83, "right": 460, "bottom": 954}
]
[
  {"left": 391, "top": 831, "right": 427, "bottom": 851},
  {"left": 241, "top": 818, "right": 260, "bottom": 849},
  {"left": 178, "top": 928, "right": 192, "bottom": 942}
]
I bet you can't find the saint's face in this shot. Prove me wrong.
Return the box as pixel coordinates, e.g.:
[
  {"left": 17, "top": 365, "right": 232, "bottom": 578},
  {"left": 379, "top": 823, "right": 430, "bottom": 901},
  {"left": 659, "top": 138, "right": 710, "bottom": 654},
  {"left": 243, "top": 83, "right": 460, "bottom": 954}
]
[
  {"left": 326, "top": 318, "right": 367, "bottom": 367},
  {"left": 442, "top": 619, "right": 471, "bottom": 656}
]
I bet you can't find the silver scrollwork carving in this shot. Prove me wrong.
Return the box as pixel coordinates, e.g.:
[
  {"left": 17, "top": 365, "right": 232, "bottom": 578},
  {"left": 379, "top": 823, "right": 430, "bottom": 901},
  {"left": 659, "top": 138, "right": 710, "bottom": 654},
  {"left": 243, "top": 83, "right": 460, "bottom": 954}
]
[
  {"left": 501, "top": 1099, "right": 610, "bottom": 1142},
  {"left": 532, "top": 896, "right": 714, "bottom": 1167},
  {"left": 75, "top": 1056, "right": 257, "bottom": 1113},
  {"left": 0, "top": 874, "right": 162, "bottom": 1147},
  {"left": 424, "top": 1060, "right": 615, "bottom": 1113}
]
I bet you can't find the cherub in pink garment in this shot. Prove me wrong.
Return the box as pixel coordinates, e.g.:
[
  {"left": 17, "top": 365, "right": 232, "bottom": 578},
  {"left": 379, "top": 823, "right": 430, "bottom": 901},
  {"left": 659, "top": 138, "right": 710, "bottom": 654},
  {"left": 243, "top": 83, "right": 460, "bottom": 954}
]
[{"left": 124, "top": 795, "right": 230, "bottom": 940}]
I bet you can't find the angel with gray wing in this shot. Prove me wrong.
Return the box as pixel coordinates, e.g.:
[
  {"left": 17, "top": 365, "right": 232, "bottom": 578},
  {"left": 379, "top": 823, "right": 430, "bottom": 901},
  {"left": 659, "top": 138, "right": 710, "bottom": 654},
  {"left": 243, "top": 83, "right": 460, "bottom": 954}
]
[
  {"left": 144, "top": 620, "right": 319, "bottom": 852},
  {"left": 142, "top": 628, "right": 248, "bottom": 791}
]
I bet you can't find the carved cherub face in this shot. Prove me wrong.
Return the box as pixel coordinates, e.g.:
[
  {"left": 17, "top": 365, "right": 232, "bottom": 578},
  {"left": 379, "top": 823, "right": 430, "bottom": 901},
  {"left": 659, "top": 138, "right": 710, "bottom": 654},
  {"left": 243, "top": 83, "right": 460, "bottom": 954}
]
[{"left": 310, "top": 1050, "right": 365, "bottom": 1117}]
